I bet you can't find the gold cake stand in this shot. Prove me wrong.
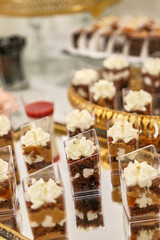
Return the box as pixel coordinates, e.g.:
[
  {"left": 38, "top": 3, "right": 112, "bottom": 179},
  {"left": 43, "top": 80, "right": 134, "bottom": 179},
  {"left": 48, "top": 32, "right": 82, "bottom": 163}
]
[
  {"left": 68, "top": 67, "right": 160, "bottom": 168},
  {"left": 0, "top": 0, "right": 120, "bottom": 17}
]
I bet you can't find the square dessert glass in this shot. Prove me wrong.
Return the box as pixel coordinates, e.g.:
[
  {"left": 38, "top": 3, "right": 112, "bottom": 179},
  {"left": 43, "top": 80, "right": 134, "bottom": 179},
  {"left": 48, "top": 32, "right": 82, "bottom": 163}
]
[
  {"left": 23, "top": 164, "right": 67, "bottom": 240},
  {"left": 0, "top": 145, "right": 17, "bottom": 215},
  {"left": 20, "top": 116, "right": 53, "bottom": 174},
  {"left": 0, "top": 108, "right": 14, "bottom": 152},
  {"left": 73, "top": 192, "right": 104, "bottom": 230},
  {"left": 21, "top": 90, "right": 59, "bottom": 163},
  {"left": 65, "top": 103, "right": 95, "bottom": 138},
  {"left": 119, "top": 145, "right": 160, "bottom": 220},
  {"left": 123, "top": 208, "right": 160, "bottom": 240},
  {"left": 107, "top": 114, "right": 139, "bottom": 175},
  {"left": 64, "top": 128, "right": 101, "bottom": 197},
  {"left": 122, "top": 88, "right": 152, "bottom": 115}
]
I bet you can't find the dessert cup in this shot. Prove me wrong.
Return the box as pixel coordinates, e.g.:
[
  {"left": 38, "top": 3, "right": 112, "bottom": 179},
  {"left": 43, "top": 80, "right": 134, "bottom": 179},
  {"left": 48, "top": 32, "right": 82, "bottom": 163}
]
[
  {"left": 23, "top": 164, "right": 67, "bottom": 240},
  {"left": 64, "top": 129, "right": 101, "bottom": 197},
  {"left": 0, "top": 145, "right": 17, "bottom": 215},
  {"left": 71, "top": 69, "right": 99, "bottom": 100},
  {"left": 89, "top": 79, "right": 116, "bottom": 109},
  {"left": 107, "top": 115, "right": 139, "bottom": 175},
  {"left": 21, "top": 90, "right": 59, "bottom": 163},
  {"left": 20, "top": 116, "right": 53, "bottom": 174},
  {"left": 123, "top": 89, "right": 152, "bottom": 115},
  {"left": 102, "top": 55, "right": 130, "bottom": 91},
  {"left": 65, "top": 103, "right": 95, "bottom": 138},
  {"left": 119, "top": 145, "right": 160, "bottom": 220},
  {"left": 142, "top": 58, "right": 160, "bottom": 94},
  {"left": 73, "top": 193, "right": 104, "bottom": 230},
  {"left": 123, "top": 209, "right": 160, "bottom": 240}
]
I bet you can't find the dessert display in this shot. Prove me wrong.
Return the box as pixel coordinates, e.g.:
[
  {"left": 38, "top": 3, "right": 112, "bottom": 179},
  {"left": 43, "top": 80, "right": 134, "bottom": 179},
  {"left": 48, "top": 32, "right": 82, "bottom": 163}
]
[
  {"left": 64, "top": 129, "right": 101, "bottom": 196},
  {"left": 71, "top": 69, "right": 99, "bottom": 100},
  {"left": 74, "top": 194, "right": 104, "bottom": 229},
  {"left": 142, "top": 58, "right": 160, "bottom": 94},
  {"left": 70, "top": 15, "right": 160, "bottom": 58},
  {"left": 65, "top": 108, "right": 95, "bottom": 137},
  {"left": 120, "top": 146, "right": 160, "bottom": 220},
  {"left": 102, "top": 55, "right": 130, "bottom": 91},
  {"left": 21, "top": 117, "right": 52, "bottom": 174},
  {"left": 24, "top": 176, "right": 66, "bottom": 240},
  {"left": 107, "top": 118, "right": 138, "bottom": 174},
  {"left": 123, "top": 89, "right": 152, "bottom": 115},
  {"left": 0, "top": 146, "right": 17, "bottom": 215},
  {"left": 90, "top": 79, "right": 116, "bottom": 108}
]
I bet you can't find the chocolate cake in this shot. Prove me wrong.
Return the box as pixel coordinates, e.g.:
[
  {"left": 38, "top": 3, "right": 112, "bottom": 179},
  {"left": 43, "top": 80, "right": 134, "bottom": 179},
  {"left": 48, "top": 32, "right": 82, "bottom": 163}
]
[
  {"left": 148, "top": 29, "right": 160, "bottom": 56},
  {"left": 142, "top": 58, "right": 160, "bottom": 94},
  {"left": 21, "top": 127, "right": 52, "bottom": 174},
  {"left": 25, "top": 178, "right": 66, "bottom": 240},
  {"left": 102, "top": 56, "right": 130, "bottom": 92},
  {"left": 71, "top": 69, "right": 99, "bottom": 100},
  {"left": 123, "top": 89, "right": 152, "bottom": 115},
  {"left": 74, "top": 194, "right": 103, "bottom": 229},
  {"left": 122, "top": 160, "right": 160, "bottom": 220},
  {"left": 64, "top": 130, "right": 101, "bottom": 196},
  {"left": 128, "top": 31, "right": 148, "bottom": 56},
  {"left": 90, "top": 80, "right": 116, "bottom": 109}
]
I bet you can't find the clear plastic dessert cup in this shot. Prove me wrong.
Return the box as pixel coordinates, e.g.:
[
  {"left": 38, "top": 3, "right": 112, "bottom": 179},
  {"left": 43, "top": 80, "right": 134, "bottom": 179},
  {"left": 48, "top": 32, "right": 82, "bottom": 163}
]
[
  {"left": 65, "top": 103, "right": 95, "bottom": 138},
  {"left": 122, "top": 88, "right": 152, "bottom": 115},
  {"left": 119, "top": 145, "right": 160, "bottom": 220},
  {"left": 20, "top": 116, "right": 53, "bottom": 174},
  {"left": 0, "top": 108, "right": 14, "bottom": 151},
  {"left": 21, "top": 90, "right": 59, "bottom": 163},
  {"left": 23, "top": 164, "right": 67, "bottom": 240},
  {"left": 73, "top": 192, "right": 104, "bottom": 230},
  {"left": 0, "top": 145, "right": 17, "bottom": 215},
  {"left": 64, "top": 128, "right": 101, "bottom": 197},
  {"left": 123, "top": 208, "right": 160, "bottom": 240},
  {"left": 107, "top": 115, "right": 139, "bottom": 174}
]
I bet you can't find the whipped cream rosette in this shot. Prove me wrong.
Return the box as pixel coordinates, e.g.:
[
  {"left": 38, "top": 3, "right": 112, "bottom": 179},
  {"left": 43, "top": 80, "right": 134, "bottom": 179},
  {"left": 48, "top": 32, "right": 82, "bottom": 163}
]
[{"left": 64, "top": 129, "right": 101, "bottom": 196}]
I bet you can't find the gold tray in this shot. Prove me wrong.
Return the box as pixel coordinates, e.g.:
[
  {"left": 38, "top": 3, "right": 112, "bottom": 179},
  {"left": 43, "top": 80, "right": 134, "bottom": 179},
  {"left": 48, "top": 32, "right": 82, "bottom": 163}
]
[{"left": 68, "top": 67, "right": 160, "bottom": 162}]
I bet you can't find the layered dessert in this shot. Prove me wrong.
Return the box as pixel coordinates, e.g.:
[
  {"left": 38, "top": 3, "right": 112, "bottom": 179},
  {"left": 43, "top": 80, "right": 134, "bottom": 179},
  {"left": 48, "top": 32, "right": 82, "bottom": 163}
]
[
  {"left": 0, "top": 114, "right": 14, "bottom": 151},
  {"left": 130, "top": 219, "right": 160, "bottom": 240},
  {"left": 102, "top": 55, "right": 130, "bottom": 91},
  {"left": 71, "top": 69, "right": 99, "bottom": 100},
  {"left": 0, "top": 158, "right": 14, "bottom": 212},
  {"left": 90, "top": 79, "right": 116, "bottom": 108},
  {"left": 74, "top": 194, "right": 103, "bottom": 229},
  {"left": 122, "top": 160, "right": 160, "bottom": 219},
  {"left": 64, "top": 134, "right": 100, "bottom": 195},
  {"left": 148, "top": 20, "right": 160, "bottom": 56},
  {"left": 123, "top": 90, "right": 152, "bottom": 115},
  {"left": 21, "top": 127, "right": 52, "bottom": 174},
  {"left": 142, "top": 58, "right": 160, "bottom": 94},
  {"left": 65, "top": 109, "right": 95, "bottom": 137},
  {"left": 25, "top": 178, "right": 66, "bottom": 240},
  {"left": 111, "top": 185, "right": 122, "bottom": 203},
  {"left": 107, "top": 120, "right": 138, "bottom": 173}
]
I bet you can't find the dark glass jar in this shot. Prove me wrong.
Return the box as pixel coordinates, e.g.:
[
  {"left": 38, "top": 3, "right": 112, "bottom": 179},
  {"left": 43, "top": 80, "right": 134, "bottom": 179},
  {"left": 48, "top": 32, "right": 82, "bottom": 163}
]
[{"left": 0, "top": 35, "right": 28, "bottom": 90}]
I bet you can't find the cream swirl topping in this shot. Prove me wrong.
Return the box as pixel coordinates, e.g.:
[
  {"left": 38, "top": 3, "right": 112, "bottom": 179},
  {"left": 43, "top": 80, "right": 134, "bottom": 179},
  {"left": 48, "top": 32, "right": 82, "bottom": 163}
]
[
  {"left": 103, "top": 55, "right": 129, "bottom": 70},
  {"left": 124, "top": 160, "right": 158, "bottom": 187},
  {"left": 21, "top": 127, "right": 50, "bottom": 147},
  {"left": 65, "top": 136, "right": 97, "bottom": 160},
  {"left": 65, "top": 109, "right": 95, "bottom": 132},
  {"left": 108, "top": 120, "right": 138, "bottom": 143},
  {"left": 72, "top": 69, "right": 98, "bottom": 86},
  {"left": 0, "top": 114, "right": 11, "bottom": 137},
  {"left": 25, "top": 178, "right": 63, "bottom": 209},
  {"left": 90, "top": 79, "right": 116, "bottom": 101},
  {"left": 0, "top": 158, "right": 8, "bottom": 182},
  {"left": 124, "top": 90, "right": 152, "bottom": 112},
  {"left": 142, "top": 58, "right": 160, "bottom": 76}
]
